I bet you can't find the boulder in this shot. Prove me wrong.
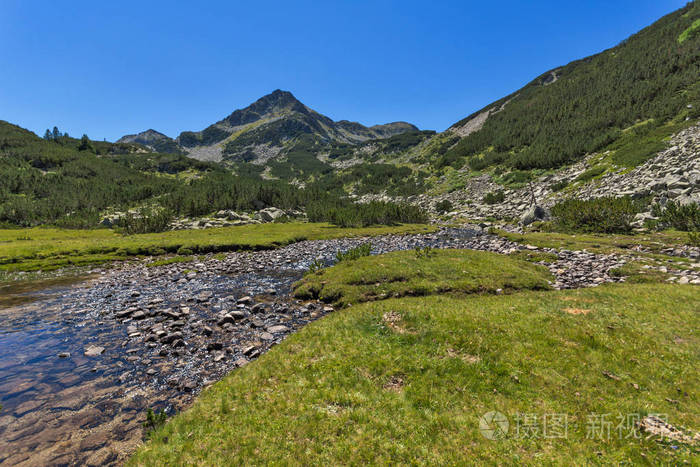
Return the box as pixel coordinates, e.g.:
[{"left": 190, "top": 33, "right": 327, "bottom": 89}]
[
  {"left": 520, "top": 205, "right": 549, "bottom": 226},
  {"left": 257, "top": 207, "right": 285, "bottom": 222}
]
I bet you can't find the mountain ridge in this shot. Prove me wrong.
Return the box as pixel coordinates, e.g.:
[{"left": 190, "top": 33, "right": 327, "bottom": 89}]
[{"left": 118, "top": 90, "right": 419, "bottom": 163}]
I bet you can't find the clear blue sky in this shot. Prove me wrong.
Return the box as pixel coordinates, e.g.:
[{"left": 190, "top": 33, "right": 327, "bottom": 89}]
[{"left": 0, "top": 0, "right": 689, "bottom": 141}]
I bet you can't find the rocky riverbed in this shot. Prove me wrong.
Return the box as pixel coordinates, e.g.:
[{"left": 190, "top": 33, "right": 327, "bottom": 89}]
[{"left": 1, "top": 227, "right": 697, "bottom": 466}]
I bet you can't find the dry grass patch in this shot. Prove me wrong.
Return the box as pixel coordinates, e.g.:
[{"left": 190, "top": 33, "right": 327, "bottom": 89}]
[
  {"left": 563, "top": 307, "right": 593, "bottom": 315},
  {"left": 382, "top": 311, "right": 416, "bottom": 334},
  {"left": 383, "top": 376, "right": 405, "bottom": 392}
]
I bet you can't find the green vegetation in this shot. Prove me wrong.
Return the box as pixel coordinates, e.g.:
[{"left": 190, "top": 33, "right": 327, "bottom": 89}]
[
  {"left": 121, "top": 207, "right": 175, "bottom": 234},
  {"left": 652, "top": 201, "right": 700, "bottom": 246},
  {"left": 0, "top": 121, "right": 176, "bottom": 227},
  {"left": 492, "top": 228, "right": 692, "bottom": 257},
  {"left": 131, "top": 283, "right": 700, "bottom": 465},
  {"left": 483, "top": 190, "right": 506, "bottom": 205},
  {"left": 550, "top": 197, "right": 640, "bottom": 233},
  {"left": 439, "top": 3, "right": 700, "bottom": 170},
  {"left": 335, "top": 243, "right": 372, "bottom": 263},
  {"left": 0, "top": 223, "right": 435, "bottom": 273},
  {"left": 434, "top": 200, "right": 453, "bottom": 213},
  {"left": 142, "top": 408, "right": 168, "bottom": 440},
  {"left": 333, "top": 163, "right": 428, "bottom": 197},
  {"left": 0, "top": 120, "right": 428, "bottom": 229},
  {"left": 414, "top": 245, "right": 436, "bottom": 259},
  {"left": 606, "top": 119, "right": 692, "bottom": 167},
  {"left": 494, "top": 169, "right": 536, "bottom": 188},
  {"left": 507, "top": 250, "right": 560, "bottom": 264},
  {"left": 678, "top": 18, "right": 700, "bottom": 42},
  {"left": 608, "top": 261, "right": 673, "bottom": 284},
  {"left": 293, "top": 249, "right": 552, "bottom": 308},
  {"left": 550, "top": 180, "right": 569, "bottom": 192},
  {"left": 574, "top": 165, "right": 607, "bottom": 183},
  {"left": 652, "top": 201, "right": 700, "bottom": 232},
  {"left": 307, "top": 201, "right": 427, "bottom": 228}
]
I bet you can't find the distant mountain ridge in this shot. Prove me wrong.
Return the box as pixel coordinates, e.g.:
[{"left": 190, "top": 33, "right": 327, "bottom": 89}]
[{"left": 118, "top": 90, "right": 418, "bottom": 163}]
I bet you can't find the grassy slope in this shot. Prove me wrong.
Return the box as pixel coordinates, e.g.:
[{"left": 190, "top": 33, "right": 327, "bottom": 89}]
[
  {"left": 293, "top": 249, "right": 552, "bottom": 307},
  {"left": 0, "top": 223, "right": 435, "bottom": 273},
  {"left": 493, "top": 228, "right": 692, "bottom": 255},
  {"left": 130, "top": 283, "right": 699, "bottom": 465},
  {"left": 441, "top": 3, "right": 700, "bottom": 170}
]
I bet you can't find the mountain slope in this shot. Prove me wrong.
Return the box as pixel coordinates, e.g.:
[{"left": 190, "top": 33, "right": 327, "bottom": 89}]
[
  {"left": 436, "top": 2, "right": 700, "bottom": 171},
  {"left": 123, "top": 90, "right": 418, "bottom": 163}
]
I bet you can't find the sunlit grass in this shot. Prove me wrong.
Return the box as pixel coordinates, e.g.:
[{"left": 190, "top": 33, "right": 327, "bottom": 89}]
[
  {"left": 130, "top": 283, "right": 700, "bottom": 465},
  {"left": 0, "top": 223, "right": 435, "bottom": 273}
]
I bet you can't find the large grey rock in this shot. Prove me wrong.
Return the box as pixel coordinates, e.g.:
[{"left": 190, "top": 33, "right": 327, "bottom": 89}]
[
  {"left": 257, "top": 208, "right": 285, "bottom": 222},
  {"left": 520, "top": 205, "right": 549, "bottom": 226}
]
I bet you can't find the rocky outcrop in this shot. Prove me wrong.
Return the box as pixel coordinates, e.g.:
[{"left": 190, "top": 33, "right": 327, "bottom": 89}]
[
  {"left": 100, "top": 208, "right": 303, "bottom": 231},
  {"left": 116, "top": 129, "right": 181, "bottom": 154}
]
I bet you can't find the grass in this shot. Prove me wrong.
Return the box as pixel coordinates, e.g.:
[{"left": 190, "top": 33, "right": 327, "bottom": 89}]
[
  {"left": 293, "top": 249, "right": 553, "bottom": 308},
  {"left": 574, "top": 165, "right": 607, "bottom": 183},
  {"left": 507, "top": 250, "right": 560, "bottom": 264},
  {"left": 605, "top": 119, "right": 694, "bottom": 168},
  {"left": 130, "top": 283, "right": 700, "bottom": 465},
  {"left": 492, "top": 228, "right": 692, "bottom": 256},
  {"left": 0, "top": 223, "right": 435, "bottom": 273},
  {"left": 678, "top": 18, "right": 700, "bottom": 43},
  {"left": 608, "top": 261, "right": 672, "bottom": 284}
]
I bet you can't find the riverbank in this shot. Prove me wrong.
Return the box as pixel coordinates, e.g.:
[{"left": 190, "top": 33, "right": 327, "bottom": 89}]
[{"left": 1, "top": 226, "right": 698, "bottom": 465}]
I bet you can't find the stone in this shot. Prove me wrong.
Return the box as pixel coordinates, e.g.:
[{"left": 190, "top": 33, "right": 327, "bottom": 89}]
[
  {"left": 160, "top": 331, "right": 183, "bottom": 344},
  {"left": 257, "top": 207, "right": 285, "bottom": 222},
  {"left": 207, "top": 342, "right": 223, "bottom": 351},
  {"left": 231, "top": 310, "right": 246, "bottom": 320},
  {"left": 267, "top": 325, "right": 290, "bottom": 334},
  {"left": 217, "top": 314, "right": 235, "bottom": 326},
  {"left": 520, "top": 205, "right": 549, "bottom": 226},
  {"left": 250, "top": 318, "right": 265, "bottom": 328},
  {"left": 237, "top": 296, "right": 253, "bottom": 305},
  {"left": 181, "top": 380, "right": 196, "bottom": 392},
  {"left": 234, "top": 357, "right": 249, "bottom": 367},
  {"left": 251, "top": 303, "right": 266, "bottom": 313},
  {"left": 84, "top": 345, "right": 105, "bottom": 357},
  {"left": 131, "top": 310, "right": 146, "bottom": 320},
  {"left": 213, "top": 352, "right": 226, "bottom": 362}
]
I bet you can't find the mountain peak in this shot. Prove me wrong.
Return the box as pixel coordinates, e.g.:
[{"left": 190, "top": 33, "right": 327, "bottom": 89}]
[
  {"left": 117, "top": 129, "right": 171, "bottom": 144},
  {"left": 116, "top": 129, "right": 181, "bottom": 154},
  {"left": 234, "top": 89, "right": 306, "bottom": 122}
]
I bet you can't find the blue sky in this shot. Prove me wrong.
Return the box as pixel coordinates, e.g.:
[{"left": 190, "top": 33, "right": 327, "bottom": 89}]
[{"left": 0, "top": 0, "right": 689, "bottom": 141}]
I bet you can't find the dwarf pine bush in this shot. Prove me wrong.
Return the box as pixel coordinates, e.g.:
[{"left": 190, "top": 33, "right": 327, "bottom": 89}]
[{"left": 551, "top": 197, "right": 639, "bottom": 233}]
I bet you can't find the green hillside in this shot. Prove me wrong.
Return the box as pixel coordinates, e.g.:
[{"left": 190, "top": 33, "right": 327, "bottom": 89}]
[
  {"left": 0, "top": 121, "right": 425, "bottom": 228},
  {"left": 437, "top": 2, "right": 700, "bottom": 171}
]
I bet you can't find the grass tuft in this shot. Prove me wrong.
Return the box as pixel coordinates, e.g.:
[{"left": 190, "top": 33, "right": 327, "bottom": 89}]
[{"left": 293, "top": 249, "right": 552, "bottom": 307}]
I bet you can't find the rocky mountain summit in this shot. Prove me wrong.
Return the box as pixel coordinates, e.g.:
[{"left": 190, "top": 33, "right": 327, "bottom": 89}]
[
  {"left": 119, "top": 90, "right": 418, "bottom": 164},
  {"left": 116, "top": 129, "right": 182, "bottom": 154}
]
